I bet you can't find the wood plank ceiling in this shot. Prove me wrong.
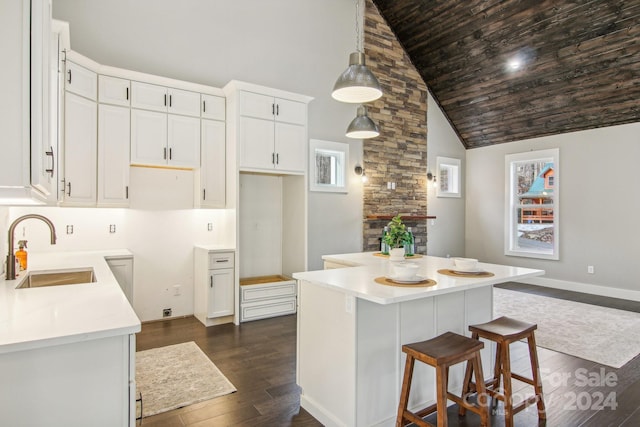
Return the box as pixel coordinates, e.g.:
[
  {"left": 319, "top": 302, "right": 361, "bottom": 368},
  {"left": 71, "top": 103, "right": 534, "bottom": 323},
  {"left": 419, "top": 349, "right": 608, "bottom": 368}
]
[{"left": 371, "top": 0, "right": 640, "bottom": 149}]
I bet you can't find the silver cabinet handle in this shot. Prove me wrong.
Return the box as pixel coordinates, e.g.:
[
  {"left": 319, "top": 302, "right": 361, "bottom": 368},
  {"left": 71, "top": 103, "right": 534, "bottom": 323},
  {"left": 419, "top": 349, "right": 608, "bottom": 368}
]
[
  {"left": 169, "top": 148, "right": 172, "bottom": 160},
  {"left": 67, "top": 69, "right": 72, "bottom": 84},
  {"left": 67, "top": 181, "right": 71, "bottom": 196},
  {"left": 45, "top": 147, "right": 54, "bottom": 177},
  {"left": 210, "top": 276, "right": 213, "bottom": 288},
  {"left": 215, "top": 259, "right": 229, "bottom": 263},
  {"left": 163, "top": 147, "right": 167, "bottom": 160}
]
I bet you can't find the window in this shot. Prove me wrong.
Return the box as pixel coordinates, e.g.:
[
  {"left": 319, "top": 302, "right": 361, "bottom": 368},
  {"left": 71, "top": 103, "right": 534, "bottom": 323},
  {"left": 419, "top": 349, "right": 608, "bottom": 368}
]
[
  {"left": 309, "top": 139, "right": 348, "bottom": 193},
  {"left": 436, "top": 156, "right": 461, "bottom": 198},
  {"left": 504, "top": 148, "right": 559, "bottom": 259}
]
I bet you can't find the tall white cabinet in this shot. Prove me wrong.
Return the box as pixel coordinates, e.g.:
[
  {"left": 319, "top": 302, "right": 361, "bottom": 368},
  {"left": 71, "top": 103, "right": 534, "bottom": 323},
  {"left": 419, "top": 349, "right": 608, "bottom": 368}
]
[
  {"left": 224, "top": 81, "right": 312, "bottom": 324},
  {"left": 62, "top": 60, "right": 98, "bottom": 206}
]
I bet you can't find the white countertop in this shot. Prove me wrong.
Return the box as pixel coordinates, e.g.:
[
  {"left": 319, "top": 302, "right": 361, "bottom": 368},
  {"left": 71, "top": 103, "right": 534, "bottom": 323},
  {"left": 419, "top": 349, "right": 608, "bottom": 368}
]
[
  {"left": 293, "top": 252, "right": 545, "bottom": 304},
  {"left": 194, "top": 244, "right": 236, "bottom": 252},
  {"left": 0, "top": 250, "right": 141, "bottom": 354}
]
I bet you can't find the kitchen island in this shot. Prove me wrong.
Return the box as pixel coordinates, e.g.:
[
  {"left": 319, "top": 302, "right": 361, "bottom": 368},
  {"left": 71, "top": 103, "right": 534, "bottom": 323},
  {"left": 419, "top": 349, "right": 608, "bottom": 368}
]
[
  {"left": 0, "top": 250, "right": 140, "bottom": 427},
  {"left": 293, "top": 252, "right": 544, "bottom": 427}
]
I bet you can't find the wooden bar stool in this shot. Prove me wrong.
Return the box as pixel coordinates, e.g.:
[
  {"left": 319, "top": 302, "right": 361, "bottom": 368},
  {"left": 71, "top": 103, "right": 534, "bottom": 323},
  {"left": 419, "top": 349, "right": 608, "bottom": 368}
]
[
  {"left": 396, "top": 331, "right": 490, "bottom": 427},
  {"left": 460, "top": 316, "right": 546, "bottom": 427}
]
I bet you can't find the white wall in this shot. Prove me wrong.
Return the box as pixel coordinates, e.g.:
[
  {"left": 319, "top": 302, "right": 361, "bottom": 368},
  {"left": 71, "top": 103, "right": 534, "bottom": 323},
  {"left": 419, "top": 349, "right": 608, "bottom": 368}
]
[
  {"left": 426, "top": 93, "right": 466, "bottom": 257},
  {"left": 39, "top": 0, "right": 364, "bottom": 318},
  {"left": 466, "top": 122, "right": 640, "bottom": 297}
]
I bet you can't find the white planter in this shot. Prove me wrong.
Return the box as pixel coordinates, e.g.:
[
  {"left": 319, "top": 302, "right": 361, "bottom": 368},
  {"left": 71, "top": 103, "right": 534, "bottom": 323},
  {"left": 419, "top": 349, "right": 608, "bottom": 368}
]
[{"left": 389, "top": 248, "right": 405, "bottom": 262}]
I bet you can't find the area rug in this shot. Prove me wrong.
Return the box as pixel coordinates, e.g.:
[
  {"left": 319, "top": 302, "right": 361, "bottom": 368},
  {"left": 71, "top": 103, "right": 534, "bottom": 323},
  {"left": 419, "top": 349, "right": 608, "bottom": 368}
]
[
  {"left": 494, "top": 288, "right": 640, "bottom": 368},
  {"left": 136, "top": 341, "right": 236, "bottom": 417}
]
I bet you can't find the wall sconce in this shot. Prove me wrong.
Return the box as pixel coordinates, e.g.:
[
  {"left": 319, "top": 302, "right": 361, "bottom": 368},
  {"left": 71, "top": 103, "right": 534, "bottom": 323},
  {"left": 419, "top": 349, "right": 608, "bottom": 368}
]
[
  {"left": 355, "top": 164, "right": 368, "bottom": 183},
  {"left": 427, "top": 171, "right": 437, "bottom": 188}
]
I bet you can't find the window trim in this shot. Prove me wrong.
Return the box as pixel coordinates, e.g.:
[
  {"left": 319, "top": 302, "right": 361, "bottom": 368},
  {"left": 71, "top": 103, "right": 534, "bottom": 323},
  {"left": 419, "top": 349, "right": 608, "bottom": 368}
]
[
  {"left": 309, "top": 139, "right": 349, "bottom": 193},
  {"left": 504, "top": 148, "right": 559, "bottom": 260}
]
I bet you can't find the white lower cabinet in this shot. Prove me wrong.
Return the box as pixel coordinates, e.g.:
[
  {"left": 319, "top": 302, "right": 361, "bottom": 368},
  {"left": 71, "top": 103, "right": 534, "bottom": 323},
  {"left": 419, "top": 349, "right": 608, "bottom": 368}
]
[
  {"left": 106, "top": 255, "right": 134, "bottom": 306},
  {"left": 240, "top": 276, "right": 297, "bottom": 322},
  {"left": 194, "top": 248, "right": 235, "bottom": 326},
  {"left": 0, "top": 334, "right": 136, "bottom": 427}
]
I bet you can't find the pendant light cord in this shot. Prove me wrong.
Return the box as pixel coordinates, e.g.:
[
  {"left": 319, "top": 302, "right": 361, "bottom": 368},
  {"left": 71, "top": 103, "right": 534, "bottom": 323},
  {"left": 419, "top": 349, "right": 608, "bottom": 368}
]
[{"left": 355, "top": 0, "right": 361, "bottom": 53}]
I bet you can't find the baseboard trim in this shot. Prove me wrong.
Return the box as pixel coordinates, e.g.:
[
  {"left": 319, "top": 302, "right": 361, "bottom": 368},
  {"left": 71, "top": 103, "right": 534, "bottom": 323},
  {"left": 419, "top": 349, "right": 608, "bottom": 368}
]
[
  {"left": 519, "top": 277, "right": 640, "bottom": 302},
  {"left": 300, "top": 395, "right": 348, "bottom": 427}
]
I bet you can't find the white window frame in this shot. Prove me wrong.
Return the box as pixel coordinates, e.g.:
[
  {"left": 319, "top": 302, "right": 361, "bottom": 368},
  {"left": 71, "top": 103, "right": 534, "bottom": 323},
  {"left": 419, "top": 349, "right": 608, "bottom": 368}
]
[
  {"left": 504, "top": 148, "right": 559, "bottom": 260},
  {"left": 436, "top": 156, "right": 461, "bottom": 198},
  {"left": 309, "top": 139, "right": 348, "bottom": 193}
]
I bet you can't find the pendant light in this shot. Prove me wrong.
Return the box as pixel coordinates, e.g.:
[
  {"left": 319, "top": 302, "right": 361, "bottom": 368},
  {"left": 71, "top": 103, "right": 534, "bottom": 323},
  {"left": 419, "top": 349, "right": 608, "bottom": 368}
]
[
  {"left": 346, "top": 105, "right": 380, "bottom": 139},
  {"left": 332, "top": 0, "right": 382, "bottom": 104}
]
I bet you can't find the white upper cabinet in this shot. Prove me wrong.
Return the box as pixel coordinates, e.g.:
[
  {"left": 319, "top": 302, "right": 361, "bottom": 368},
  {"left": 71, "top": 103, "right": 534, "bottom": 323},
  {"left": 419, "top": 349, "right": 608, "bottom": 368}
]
[
  {"left": 233, "top": 89, "right": 310, "bottom": 173},
  {"left": 131, "top": 81, "right": 166, "bottom": 112},
  {"left": 198, "top": 119, "right": 226, "bottom": 208},
  {"left": 168, "top": 88, "right": 200, "bottom": 117},
  {"left": 131, "top": 82, "right": 200, "bottom": 117},
  {"left": 130, "top": 82, "right": 201, "bottom": 168},
  {"left": 65, "top": 61, "right": 97, "bottom": 101},
  {"left": 98, "top": 104, "right": 130, "bottom": 207},
  {"left": 62, "top": 91, "right": 97, "bottom": 205},
  {"left": 201, "top": 94, "right": 225, "bottom": 121},
  {"left": 98, "top": 75, "right": 130, "bottom": 107}
]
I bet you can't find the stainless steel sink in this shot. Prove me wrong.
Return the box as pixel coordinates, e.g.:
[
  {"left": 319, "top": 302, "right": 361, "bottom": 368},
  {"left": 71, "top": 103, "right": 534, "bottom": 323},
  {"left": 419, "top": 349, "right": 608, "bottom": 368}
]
[{"left": 16, "top": 268, "right": 96, "bottom": 289}]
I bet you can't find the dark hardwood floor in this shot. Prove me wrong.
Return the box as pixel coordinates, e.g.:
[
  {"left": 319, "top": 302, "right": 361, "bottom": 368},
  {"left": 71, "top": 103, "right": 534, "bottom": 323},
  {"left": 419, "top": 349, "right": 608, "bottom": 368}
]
[{"left": 136, "top": 283, "right": 640, "bottom": 426}]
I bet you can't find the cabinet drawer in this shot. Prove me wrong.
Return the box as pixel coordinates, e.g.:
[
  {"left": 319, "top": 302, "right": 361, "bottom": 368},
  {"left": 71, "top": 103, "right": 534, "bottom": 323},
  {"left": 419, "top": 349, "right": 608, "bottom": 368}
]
[
  {"left": 167, "top": 88, "right": 200, "bottom": 117},
  {"left": 99, "top": 75, "right": 130, "bottom": 106},
  {"left": 201, "top": 94, "right": 225, "bottom": 120},
  {"left": 65, "top": 61, "right": 97, "bottom": 101},
  {"left": 240, "top": 297, "right": 296, "bottom": 322},
  {"left": 208, "top": 252, "right": 234, "bottom": 269},
  {"left": 131, "top": 81, "right": 167, "bottom": 112},
  {"left": 241, "top": 281, "right": 296, "bottom": 303}
]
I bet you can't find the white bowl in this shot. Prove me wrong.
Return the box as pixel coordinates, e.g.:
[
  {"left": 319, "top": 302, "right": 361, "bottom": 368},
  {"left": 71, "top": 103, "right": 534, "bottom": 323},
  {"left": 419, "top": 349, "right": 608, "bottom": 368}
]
[
  {"left": 453, "top": 257, "right": 478, "bottom": 272},
  {"left": 392, "top": 262, "right": 419, "bottom": 279}
]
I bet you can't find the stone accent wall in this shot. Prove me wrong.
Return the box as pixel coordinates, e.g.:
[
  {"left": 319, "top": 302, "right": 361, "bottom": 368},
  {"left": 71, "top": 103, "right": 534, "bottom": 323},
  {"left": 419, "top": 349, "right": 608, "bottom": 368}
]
[{"left": 362, "top": 0, "right": 429, "bottom": 253}]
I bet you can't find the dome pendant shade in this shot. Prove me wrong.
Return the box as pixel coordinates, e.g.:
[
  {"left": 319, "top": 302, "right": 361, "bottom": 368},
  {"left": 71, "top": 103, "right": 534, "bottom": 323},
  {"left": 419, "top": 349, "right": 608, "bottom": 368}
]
[
  {"left": 332, "top": 52, "right": 383, "bottom": 103},
  {"left": 346, "top": 105, "right": 380, "bottom": 139}
]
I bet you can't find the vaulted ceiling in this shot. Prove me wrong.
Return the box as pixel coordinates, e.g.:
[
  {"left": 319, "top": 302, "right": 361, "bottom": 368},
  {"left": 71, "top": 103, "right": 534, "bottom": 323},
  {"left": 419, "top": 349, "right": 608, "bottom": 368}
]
[{"left": 371, "top": 0, "right": 640, "bottom": 149}]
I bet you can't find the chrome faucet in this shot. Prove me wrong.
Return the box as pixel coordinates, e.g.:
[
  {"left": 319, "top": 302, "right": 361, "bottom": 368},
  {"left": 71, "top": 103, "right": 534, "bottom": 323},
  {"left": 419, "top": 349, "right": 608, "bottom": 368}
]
[{"left": 5, "top": 214, "right": 57, "bottom": 280}]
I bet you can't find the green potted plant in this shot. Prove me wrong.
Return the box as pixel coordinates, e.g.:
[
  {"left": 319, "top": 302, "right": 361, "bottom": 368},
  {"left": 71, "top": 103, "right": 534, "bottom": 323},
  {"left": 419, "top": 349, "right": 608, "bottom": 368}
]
[{"left": 383, "top": 214, "right": 410, "bottom": 260}]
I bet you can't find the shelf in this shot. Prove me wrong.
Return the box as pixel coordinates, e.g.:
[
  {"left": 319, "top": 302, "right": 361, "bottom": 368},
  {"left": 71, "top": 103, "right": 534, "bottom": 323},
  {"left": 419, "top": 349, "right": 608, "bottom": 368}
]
[{"left": 366, "top": 215, "right": 436, "bottom": 220}]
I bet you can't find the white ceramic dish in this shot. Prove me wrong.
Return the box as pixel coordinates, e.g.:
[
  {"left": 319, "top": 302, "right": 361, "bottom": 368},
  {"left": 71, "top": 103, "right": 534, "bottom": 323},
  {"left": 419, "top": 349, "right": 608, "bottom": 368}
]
[
  {"left": 451, "top": 268, "right": 484, "bottom": 275},
  {"left": 386, "top": 274, "right": 426, "bottom": 284},
  {"left": 453, "top": 257, "right": 478, "bottom": 272},
  {"left": 391, "top": 262, "right": 419, "bottom": 279}
]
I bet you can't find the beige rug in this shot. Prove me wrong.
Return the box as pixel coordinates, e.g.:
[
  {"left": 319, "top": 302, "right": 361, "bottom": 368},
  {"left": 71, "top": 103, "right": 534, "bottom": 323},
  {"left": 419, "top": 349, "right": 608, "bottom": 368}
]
[
  {"left": 136, "top": 341, "right": 236, "bottom": 417},
  {"left": 494, "top": 288, "right": 640, "bottom": 368}
]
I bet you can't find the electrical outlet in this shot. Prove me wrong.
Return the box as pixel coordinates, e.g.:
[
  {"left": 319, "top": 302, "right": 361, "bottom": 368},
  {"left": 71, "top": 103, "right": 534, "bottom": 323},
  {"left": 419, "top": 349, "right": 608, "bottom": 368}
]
[
  {"left": 66, "top": 225, "right": 73, "bottom": 234},
  {"left": 173, "top": 285, "right": 181, "bottom": 296},
  {"left": 163, "top": 308, "right": 172, "bottom": 317},
  {"left": 587, "top": 265, "right": 595, "bottom": 274},
  {"left": 109, "top": 224, "right": 116, "bottom": 233},
  {"left": 207, "top": 223, "right": 213, "bottom": 231}
]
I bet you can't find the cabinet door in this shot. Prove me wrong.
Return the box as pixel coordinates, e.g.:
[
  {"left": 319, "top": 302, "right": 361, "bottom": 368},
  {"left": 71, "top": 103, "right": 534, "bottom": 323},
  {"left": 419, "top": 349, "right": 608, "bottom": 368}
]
[
  {"left": 239, "top": 116, "right": 275, "bottom": 170},
  {"left": 167, "top": 88, "right": 200, "bottom": 117},
  {"left": 208, "top": 269, "right": 234, "bottom": 318},
  {"left": 130, "top": 109, "right": 167, "bottom": 166},
  {"left": 65, "top": 61, "right": 97, "bottom": 101},
  {"left": 200, "top": 119, "right": 226, "bottom": 208},
  {"left": 239, "top": 91, "right": 275, "bottom": 120},
  {"left": 201, "top": 94, "right": 225, "bottom": 121},
  {"left": 63, "top": 92, "right": 97, "bottom": 204},
  {"left": 98, "top": 104, "right": 130, "bottom": 206},
  {"left": 274, "top": 97, "right": 306, "bottom": 125},
  {"left": 99, "top": 75, "right": 130, "bottom": 107},
  {"left": 274, "top": 122, "right": 306, "bottom": 172},
  {"left": 31, "top": 12, "right": 58, "bottom": 203},
  {"left": 167, "top": 115, "right": 200, "bottom": 167},
  {"left": 106, "top": 257, "right": 134, "bottom": 306},
  {"left": 131, "top": 81, "right": 167, "bottom": 112}
]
